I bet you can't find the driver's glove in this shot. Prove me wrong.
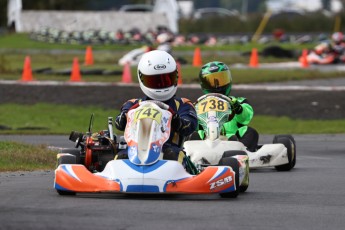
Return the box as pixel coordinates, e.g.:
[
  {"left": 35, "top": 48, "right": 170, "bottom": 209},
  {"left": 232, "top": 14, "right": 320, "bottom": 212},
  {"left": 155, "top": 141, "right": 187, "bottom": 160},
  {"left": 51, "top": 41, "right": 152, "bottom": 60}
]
[
  {"left": 171, "top": 113, "right": 182, "bottom": 132},
  {"left": 115, "top": 110, "right": 128, "bottom": 131},
  {"left": 230, "top": 97, "right": 243, "bottom": 114}
]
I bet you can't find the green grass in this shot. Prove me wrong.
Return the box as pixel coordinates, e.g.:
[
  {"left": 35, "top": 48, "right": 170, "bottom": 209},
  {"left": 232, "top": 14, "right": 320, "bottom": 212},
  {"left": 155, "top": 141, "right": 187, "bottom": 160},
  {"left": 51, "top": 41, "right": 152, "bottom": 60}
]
[
  {"left": 0, "top": 141, "right": 56, "bottom": 172},
  {"left": 1, "top": 51, "right": 345, "bottom": 83},
  {"left": 0, "top": 103, "right": 344, "bottom": 135},
  {"left": 252, "top": 116, "right": 345, "bottom": 134},
  {"left": 3, "top": 32, "right": 343, "bottom": 84},
  {"left": 0, "top": 103, "right": 116, "bottom": 134},
  {"left": 0, "top": 33, "right": 316, "bottom": 51}
]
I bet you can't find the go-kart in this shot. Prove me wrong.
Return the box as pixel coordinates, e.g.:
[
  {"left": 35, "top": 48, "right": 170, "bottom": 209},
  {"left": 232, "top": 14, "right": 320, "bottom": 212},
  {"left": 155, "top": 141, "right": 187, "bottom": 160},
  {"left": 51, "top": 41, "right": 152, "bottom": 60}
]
[
  {"left": 300, "top": 42, "right": 345, "bottom": 65},
  {"left": 183, "top": 93, "right": 296, "bottom": 176},
  {"left": 300, "top": 50, "right": 337, "bottom": 65},
  {"left": 54, "top": 101, "right": 241, "bottom": 198}
]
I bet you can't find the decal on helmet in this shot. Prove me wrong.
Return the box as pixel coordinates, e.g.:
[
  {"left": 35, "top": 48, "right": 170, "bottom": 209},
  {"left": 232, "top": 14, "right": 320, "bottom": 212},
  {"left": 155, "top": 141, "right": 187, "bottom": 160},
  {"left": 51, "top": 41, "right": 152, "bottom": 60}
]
[{"left": 154, "top": 64, "right": 167, "bottom": 70}]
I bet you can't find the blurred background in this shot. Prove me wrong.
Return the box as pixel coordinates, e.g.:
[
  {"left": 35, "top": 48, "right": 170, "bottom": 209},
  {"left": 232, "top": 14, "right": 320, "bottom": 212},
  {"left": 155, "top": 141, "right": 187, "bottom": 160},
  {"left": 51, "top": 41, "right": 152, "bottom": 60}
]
[{"left": 1, "top": 0, "right": 344, "bottom": 36}]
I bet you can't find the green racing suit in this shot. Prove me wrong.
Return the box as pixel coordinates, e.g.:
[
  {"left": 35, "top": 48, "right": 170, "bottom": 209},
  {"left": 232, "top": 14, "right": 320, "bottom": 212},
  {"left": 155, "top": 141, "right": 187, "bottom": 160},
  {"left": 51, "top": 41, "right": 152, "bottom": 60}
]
[{"left": 198, "top": 96, "right": 254, "bottom": 140}]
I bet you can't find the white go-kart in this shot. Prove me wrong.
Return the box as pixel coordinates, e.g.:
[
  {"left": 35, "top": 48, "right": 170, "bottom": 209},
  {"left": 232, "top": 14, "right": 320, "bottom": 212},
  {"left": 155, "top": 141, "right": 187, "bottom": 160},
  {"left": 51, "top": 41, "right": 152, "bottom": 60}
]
[{"left": 183, "top": 93, "right": 296, "bottom": 180}]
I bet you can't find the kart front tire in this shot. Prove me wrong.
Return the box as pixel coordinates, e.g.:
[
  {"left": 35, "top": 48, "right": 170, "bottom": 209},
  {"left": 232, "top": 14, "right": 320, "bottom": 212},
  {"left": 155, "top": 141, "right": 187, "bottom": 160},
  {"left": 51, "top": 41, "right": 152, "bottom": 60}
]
[
  {"left": 57, "top": 151, "right": 78, "bottom": 195},
  {"left": 57, "top": 190, "right": 76, "bottom": 196},
  {"left": 59, "top": 148, "right": 81, "bottom": 164},
  {"left": 218, "top": 157, "right": 239, "bottom": 198},
  {"left": 222, "top": 150, "right": 249, "bottom": 193},
  {"left": 57, "top": 154, "right": 77, "bottom": 165},
  {"left": 273, "top": 135, "right": 296, "bottom": 171}
]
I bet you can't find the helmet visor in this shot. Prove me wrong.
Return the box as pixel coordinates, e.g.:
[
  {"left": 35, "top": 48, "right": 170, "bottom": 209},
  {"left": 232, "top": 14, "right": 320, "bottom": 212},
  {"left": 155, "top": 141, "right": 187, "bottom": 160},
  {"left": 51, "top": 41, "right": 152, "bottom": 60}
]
[
  {"left": 139, "top": 71, "right": 178, "bottom": 89},
  {"left": 200, "top": 71, "right": 231, "bottom": 90}
]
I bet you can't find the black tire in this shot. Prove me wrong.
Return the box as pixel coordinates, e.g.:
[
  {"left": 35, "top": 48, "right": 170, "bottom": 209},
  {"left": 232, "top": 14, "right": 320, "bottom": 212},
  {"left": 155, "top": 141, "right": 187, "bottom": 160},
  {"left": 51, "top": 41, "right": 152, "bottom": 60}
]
[
  {"left": 59, "top": 148, "right": 81, "bottom": 164},
  {"left": 57, "top": 190, "right": 76, "bottom": 196},
  {"left": 57, "top": 154, "right": 77, "bottom": 196},
  {"left": 223, "top": 150, "right": 249, "bottom": 193},
  {"left": 57, "top": 155, "right": 77, "bottom": 165},
  {"left": 273, "top": 135, "right": 296, "bottom": 171},
  {"left": 218, "top": 157, "right": 239, "bottom": 198},
  {"left": 222, "top": 150, "right": 246, "bottom": 158}
]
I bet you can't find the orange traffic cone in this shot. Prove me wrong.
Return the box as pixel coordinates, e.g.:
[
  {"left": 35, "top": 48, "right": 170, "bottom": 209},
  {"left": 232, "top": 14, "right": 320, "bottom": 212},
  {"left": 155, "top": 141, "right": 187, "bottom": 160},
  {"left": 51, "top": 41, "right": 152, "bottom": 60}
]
[
  {"left": 193, "top": 47, "right": 203, "bottom": 67},
  {"left": 299, "top": 49, "right": 309, "bottom": 68},
  {"left": 121, "top": 62, "right": 132, "bottom": 83},
  {"left": 249, "top": 48, "right": 259, "bottom": 67},
  {"left": 21, "top": 56, "right": 34, "bottom": 81},
  {"left": 84, "top": 46, "right": 94, "bottom": 66},
  {"left": 177, "top": 62, "right": 183, "bottom": 85},
  {"left": 70, "top": 57, "right": 82, "bottom": 82}
]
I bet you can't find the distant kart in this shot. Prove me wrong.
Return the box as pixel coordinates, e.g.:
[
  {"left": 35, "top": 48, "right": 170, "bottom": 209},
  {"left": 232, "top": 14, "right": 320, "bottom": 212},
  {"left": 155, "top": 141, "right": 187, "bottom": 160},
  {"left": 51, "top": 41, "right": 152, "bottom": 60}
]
[
  {"left": 300, "top": 42, "right": 345, "bottom": 65},
  {"left": 183, "top": 93, "right": 296, "bottom": 175},
  {"left": 118, "top": 46, "right": 149, "bottom": 66},
  {"left": 301, "top": 51, "right": 337, "bottom": 65},
  {"left": 54, "top": 101, "right": 241, "bottom": 198}
]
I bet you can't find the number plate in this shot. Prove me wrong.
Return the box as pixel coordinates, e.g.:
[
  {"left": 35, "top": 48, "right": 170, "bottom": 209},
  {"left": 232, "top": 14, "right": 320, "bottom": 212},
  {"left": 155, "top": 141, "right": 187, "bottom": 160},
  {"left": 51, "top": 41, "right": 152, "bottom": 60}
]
[
  {"left": 196, "top": 97, "right": 229, "bottom": 114},
  {"left": 134, "top": 107, "right": 162, "bottom": 123}
]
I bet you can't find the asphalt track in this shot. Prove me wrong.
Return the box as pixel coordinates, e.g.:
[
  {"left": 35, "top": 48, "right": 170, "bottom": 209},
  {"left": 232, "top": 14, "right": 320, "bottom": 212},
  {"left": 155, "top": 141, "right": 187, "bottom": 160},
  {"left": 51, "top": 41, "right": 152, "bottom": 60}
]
[
  {"left": 1, "top": 73, "right": 345, "bottom": 229},
  {"left": 0, "top": 134, "right": 345, "bottom": 230}
]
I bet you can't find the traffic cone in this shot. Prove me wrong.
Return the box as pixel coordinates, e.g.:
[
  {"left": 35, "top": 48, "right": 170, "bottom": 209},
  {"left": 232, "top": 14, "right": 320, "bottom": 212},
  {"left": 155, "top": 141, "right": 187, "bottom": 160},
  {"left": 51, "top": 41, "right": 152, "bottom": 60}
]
[
  {"left": 70, "top": 57, "right": 82, "bottom": 82},
  {"left": 193, "top": 47, "right": 202, "bottom": 67},
  {"left": 21, "top": 56, "right": 34, "bottom": 81},
  {"left": 121, "top": 62, "right": 132, "bottom": 83},
  {"left": 249, "top": 48, "right": 259, "bottom": 67},
  {"left": 177, "top": 62, "right": 183, "bottom": 85},
  {"left": 299, "top": 49, "right": 309, "bottom": 68},
  {"left": 84, "top": 46, "right": 94, "bottom": 66}
]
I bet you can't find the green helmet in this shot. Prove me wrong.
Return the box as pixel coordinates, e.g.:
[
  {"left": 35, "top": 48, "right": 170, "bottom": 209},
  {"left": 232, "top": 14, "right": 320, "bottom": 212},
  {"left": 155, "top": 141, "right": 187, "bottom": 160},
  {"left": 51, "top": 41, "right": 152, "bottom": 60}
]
[{"left": 198, "top": 61, "right": 232, "bottom": 96}]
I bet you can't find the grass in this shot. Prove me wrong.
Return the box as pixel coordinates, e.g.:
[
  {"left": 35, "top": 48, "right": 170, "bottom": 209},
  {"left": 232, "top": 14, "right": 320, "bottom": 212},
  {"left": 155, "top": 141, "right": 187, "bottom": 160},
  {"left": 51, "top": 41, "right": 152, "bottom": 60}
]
[
  {"left": 0, "top": 103, "right": 344, "bottom": 135},
  {"left": 2, "top": 32, "right": 344, "bottom": 84},
  {"left": 0, "top": 33, "right": 316, "bottom": 52},
  {"left": 252, "top": 116, "right": 345, "bottom": 134},
  {"left": 1, "top": 51, "right": 345, "bottom": 83},
  {"left": 0, "top": 103, "right": 116, "bottom": 135},
  {"left": 0, "top": 141, "right": 56, "bottom": 172}
]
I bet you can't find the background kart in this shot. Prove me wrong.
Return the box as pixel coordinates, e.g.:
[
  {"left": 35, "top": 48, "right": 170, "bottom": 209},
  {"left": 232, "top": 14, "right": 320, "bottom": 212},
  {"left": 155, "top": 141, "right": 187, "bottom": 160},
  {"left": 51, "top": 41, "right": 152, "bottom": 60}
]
[
  {"left": 54, "top": 101, "right": 240, "bottom": 198},
  {"left": 184, "top": 93, "right": 296, "bottom": 177}
]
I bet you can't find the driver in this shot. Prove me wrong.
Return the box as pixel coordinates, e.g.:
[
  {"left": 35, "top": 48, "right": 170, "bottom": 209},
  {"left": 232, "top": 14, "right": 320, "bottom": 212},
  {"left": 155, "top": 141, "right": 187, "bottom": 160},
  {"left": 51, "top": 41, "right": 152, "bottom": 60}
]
[
  {"left": 115, "top": 50, "right": 197, "bottom": 161},
  {"left": 331, "top": 32, "right": 345, "bottom": 62},
  {"left": 196, "top": 61, "right": 259, "bottom": 152}
]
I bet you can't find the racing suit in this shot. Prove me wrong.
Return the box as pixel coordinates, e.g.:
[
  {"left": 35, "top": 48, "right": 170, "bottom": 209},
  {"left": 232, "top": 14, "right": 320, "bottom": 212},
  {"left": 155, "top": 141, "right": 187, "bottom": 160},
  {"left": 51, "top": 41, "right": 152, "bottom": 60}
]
[
  {"left": 115, "top": 96, "right": 198, "bottom": 161},
  {"left": 332, "top": 42, "right": 345, "bottom": 62},
  {"left": 198, "top": 96, "right": 259, "bottom": 152}
]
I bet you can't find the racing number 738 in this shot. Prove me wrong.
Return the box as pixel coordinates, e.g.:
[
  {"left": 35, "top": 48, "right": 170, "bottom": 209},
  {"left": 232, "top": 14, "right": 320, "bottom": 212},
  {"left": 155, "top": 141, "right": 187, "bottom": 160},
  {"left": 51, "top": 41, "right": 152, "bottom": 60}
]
[{"left": 198, "top": 98, "right": 228, "bottom": 113}]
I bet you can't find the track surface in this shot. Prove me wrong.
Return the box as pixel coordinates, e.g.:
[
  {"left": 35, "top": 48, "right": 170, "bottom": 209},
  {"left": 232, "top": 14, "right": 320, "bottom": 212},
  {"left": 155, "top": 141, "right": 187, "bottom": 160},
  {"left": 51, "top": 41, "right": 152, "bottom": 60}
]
[
  {"left": 1, "top": 79, "right": 345, "bottom": 229},
  {"left": 0, "top": 134, "right": 345, "bottom": 230}
]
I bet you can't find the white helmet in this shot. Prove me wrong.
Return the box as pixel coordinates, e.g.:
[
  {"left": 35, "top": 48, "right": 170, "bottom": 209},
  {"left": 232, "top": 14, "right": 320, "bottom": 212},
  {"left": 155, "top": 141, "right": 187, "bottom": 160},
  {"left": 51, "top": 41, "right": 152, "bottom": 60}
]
[
  {"left": 332, "top": 32, "right": 344, "bottom": 44},
  {"left": 137, "top": 50, "right": 178, "bottom": 101}
]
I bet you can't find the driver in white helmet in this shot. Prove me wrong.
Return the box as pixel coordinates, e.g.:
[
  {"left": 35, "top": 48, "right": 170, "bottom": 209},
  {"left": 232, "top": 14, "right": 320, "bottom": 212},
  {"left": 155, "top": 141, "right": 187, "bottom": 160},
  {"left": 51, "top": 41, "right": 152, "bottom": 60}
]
[
  {"left": 331, "top": 32, "right": 345, "bottom": 62},
  {"left": 115, "top": 50, "right": 198, "bottom": 160}
]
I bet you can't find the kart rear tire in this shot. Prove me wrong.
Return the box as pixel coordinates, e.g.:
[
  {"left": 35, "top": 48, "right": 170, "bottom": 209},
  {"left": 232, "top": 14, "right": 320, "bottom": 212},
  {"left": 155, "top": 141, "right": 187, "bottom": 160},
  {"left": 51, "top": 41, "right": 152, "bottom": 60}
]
[
  {"left": 223, "top": 150, "right": 249, "bottom": 193},
  {"left": 218, "top": 157, "right": 239, "bottom": 198},
  {"left": 222, "top": 150, "right": 246, "bottom": 158},
  {"left": 273, "top": 135, "right": 296, "bottom": 171},
  {"left": 59, "top": 148, "right": 81, "bottom": 164}
]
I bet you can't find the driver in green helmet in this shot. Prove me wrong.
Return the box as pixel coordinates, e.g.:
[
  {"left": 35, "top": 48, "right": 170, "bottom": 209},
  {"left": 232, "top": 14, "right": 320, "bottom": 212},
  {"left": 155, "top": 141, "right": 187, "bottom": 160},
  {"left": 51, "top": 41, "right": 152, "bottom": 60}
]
[{"left": 196, "top": 61, "right": 259, "bottom": 152}]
